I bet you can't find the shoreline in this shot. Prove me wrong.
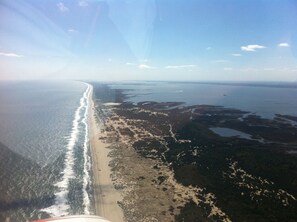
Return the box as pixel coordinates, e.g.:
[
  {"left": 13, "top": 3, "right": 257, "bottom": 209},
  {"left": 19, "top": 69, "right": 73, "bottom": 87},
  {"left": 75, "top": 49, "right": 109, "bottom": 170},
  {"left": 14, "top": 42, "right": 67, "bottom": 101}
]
[{"left": 88, "top": 85, "right": 124, "bottom": 222}]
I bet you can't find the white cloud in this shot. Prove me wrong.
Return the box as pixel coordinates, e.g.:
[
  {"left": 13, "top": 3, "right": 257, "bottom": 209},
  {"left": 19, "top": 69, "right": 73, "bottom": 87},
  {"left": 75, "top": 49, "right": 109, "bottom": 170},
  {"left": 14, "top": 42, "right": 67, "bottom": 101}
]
[
  {"left": 57, "top": 2, "right": 69, "bottom": 12},
  {"left": 241, "top": 44, "right": 266, "bottom": 52},
  {"left": 223, "top": 67, "right": 233, "bottom": 71},
  {"left": 206, "top": 47, "right": 212, "bottom": 51},
  {"left": 0, "top": 52, "right": 24, "bottom": 58},
  {"left": 126, "top": 62, "right": 136, "bottom": 66},
  {"left": 78, "top": 0, "right": 88, "bottom": 7},
  {"left": 68, "top": 29, "right": 78, "bottom": 33},
  {"left": 231, "top": 53, "right": 242, "bottom": 57},
  {"left": 278, "top": 43, "right": 290, "bottom": 47},
  {"left": 127, "top": 62, "right": 156, "bottom": 69},
  {"left": 165, "top": 65, "right": 196, "bottom": 69},
  {"left": 138, "top": 64, "right": 154, "bottom": 69}
]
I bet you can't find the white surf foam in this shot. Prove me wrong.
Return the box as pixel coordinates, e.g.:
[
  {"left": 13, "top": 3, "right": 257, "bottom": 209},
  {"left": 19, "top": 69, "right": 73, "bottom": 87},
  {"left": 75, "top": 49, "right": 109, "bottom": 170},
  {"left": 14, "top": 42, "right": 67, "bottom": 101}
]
[
  {"left": 41, "top": 83, "right": 90, "bottom": 216},
  {"left": 82, "top": 84, "right": 92, "bottom": 214}
]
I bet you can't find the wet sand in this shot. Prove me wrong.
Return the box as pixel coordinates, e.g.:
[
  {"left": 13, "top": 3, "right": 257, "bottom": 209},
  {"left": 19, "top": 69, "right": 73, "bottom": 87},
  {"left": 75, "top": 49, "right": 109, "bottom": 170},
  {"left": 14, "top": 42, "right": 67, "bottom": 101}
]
[{"left": 88, "top": 86, "right": 124, "bottom": 222}]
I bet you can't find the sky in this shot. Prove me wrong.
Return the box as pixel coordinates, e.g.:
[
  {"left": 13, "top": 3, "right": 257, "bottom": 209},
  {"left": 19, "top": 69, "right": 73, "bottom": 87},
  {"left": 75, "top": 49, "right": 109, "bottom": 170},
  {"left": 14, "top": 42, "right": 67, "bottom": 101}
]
[{"left": 0, "top": 0, "right": 297, "bottom": 81}]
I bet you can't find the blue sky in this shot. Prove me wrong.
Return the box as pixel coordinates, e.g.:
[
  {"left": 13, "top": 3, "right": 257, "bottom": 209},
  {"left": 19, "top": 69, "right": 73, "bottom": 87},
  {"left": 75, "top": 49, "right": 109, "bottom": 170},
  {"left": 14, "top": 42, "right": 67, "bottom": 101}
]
[{"left": 0, "top": 0, "right": 297, "bottom": 81}]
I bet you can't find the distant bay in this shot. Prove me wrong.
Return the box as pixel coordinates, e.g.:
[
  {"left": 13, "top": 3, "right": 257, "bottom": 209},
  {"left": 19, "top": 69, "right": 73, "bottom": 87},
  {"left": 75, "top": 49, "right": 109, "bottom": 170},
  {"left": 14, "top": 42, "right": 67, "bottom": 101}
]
[{"left": 109, "top": 81, "right": 297, "bottom": 119}]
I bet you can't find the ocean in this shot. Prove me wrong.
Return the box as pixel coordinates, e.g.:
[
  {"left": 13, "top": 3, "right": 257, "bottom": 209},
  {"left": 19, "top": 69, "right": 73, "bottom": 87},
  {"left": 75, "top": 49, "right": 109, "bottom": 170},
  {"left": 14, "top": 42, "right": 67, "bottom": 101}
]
[
  {"left": 0, "top": 81, "right": 93, "bottom": 221},
  {"left": 109, "top": 81, "right": 297, "bottom": 118}
]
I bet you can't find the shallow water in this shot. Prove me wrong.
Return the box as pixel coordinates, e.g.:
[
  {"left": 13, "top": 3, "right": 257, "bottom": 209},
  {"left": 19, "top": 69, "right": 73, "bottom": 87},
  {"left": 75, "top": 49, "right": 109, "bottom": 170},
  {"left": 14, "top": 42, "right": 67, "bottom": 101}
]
[{"left": 210, "top": 127, "right": 252, "bottom": 139}]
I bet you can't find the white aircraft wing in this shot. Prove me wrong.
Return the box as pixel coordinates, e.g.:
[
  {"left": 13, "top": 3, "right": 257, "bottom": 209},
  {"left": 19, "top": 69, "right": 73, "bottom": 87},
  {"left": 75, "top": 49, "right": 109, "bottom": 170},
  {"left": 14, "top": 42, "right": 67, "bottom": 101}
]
[{"left": 32, "top": 215, "right": 111, "bottom": 222}]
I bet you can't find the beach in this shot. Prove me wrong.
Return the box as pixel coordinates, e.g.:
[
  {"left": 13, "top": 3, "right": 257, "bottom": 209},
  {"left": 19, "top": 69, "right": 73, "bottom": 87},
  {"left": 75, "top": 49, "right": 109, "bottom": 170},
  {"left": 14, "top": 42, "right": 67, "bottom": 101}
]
[{"left": 88, "top": 86, "right": 124, "bottom": 222}]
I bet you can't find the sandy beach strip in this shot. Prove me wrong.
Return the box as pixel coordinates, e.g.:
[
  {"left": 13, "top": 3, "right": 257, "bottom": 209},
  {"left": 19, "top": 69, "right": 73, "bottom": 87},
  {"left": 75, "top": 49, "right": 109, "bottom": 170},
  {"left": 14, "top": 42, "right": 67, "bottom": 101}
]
[{"left": 88, "top": 85, "right": 124, "bottom": 222}]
